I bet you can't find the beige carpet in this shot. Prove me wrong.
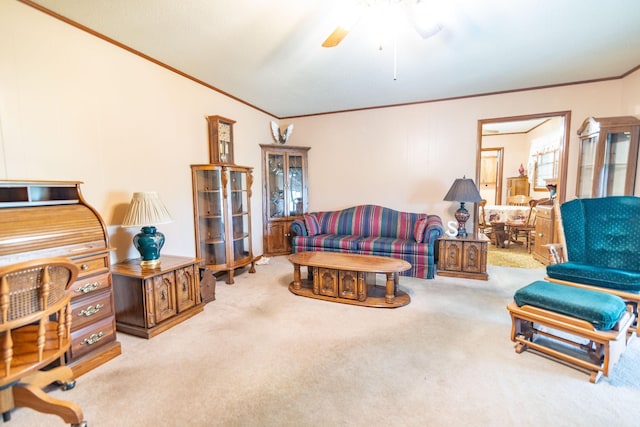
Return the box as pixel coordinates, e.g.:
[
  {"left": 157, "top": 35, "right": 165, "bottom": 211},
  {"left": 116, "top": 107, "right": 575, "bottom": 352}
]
[
  {"left": 10, "top": 257, "right": 640, "bottom": 426},
  {"left": 487, "top": 239, "right": 545, "bottom": 269}
]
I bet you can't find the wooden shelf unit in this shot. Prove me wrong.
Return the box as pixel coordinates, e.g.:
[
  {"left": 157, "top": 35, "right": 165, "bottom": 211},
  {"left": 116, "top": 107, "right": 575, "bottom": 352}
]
[
  {"left": 260, "top": 144, "right": 310, "bottom": 255},
  {"left": 191, "top": 164, "right": 255, "bottom": 284},
  {"left": 576, "top": 116, "right": 640, "bottom": 198}
]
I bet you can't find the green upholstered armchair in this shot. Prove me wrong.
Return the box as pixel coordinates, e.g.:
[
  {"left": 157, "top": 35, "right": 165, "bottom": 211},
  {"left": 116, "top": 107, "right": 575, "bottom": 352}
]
[{"left": 546, "top": 196, "right": 640, "bottom": 333}]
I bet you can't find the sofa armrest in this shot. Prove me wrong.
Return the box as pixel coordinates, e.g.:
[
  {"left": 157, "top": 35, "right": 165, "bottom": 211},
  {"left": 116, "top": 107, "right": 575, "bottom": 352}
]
[
  {"left": 422, "top": 215, "right": 445, "bottom": 244},
  {"left": 291, "top": 219, "right": 307, "bottom": 237}
]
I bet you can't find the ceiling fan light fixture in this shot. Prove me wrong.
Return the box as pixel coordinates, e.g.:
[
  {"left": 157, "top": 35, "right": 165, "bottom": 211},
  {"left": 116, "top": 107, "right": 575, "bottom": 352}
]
[
  {"left": 322, "top": 0, "right": 444, "bottom": 48},
  {"left": 408, "top": 0, "right": 444, "bottom": 39},
  {"left": 322, "top": 2, "right": 361, "bottom": 48}
]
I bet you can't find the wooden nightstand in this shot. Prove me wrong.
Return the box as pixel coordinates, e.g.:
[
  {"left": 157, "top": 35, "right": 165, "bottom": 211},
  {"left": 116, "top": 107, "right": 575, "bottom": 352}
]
[
  {"left": 111, "top": 255, "right": 204, "bottom": 338},
  {"left": 437, "top": 234, "right": 489, "bottom": 280}
]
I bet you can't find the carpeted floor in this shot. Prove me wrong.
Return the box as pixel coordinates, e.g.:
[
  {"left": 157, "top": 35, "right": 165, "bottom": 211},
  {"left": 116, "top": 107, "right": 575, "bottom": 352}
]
[
  {"left": 9, "top": 256, "right": 639, "bottom": 426},
  {"left": 487, "top": 238, "right": 544, "bottom": 269}
]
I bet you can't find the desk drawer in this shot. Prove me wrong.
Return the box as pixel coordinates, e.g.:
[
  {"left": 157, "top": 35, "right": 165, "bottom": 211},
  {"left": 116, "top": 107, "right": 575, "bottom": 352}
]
[
  {"left": 69, "top": 315, "right": 117, "bottom": 360},
  {"left": 71, "top": 253, "right": 110, "bottom": 278},
  {"left": 71, "top": 290, "right": 114, "bottom": 330},
  {"left": 70, "top": 271, "right": 111, "bottom": 297}
]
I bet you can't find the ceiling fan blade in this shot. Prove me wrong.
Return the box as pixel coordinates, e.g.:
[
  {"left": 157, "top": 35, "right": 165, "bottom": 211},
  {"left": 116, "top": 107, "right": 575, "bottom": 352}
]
[{"left": 322, "top": 26, "right": 350, "bottom": 48}]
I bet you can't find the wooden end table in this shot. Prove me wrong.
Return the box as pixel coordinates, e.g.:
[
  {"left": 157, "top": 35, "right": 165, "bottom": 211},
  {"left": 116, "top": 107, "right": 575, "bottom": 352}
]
[
  {"left": 437, "top": 234, "right": 489, "bottom": 280},
  {"left": 111, "top": 255, "right": 204, "bottom": 338},
  {"left": 288, "top": 252, "right": 411, "bottom": 308}
]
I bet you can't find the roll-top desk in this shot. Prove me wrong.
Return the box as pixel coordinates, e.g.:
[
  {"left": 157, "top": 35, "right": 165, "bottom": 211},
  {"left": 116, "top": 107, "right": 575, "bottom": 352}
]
[{"left": 0, "top": 180, "right": 121, "bottom": 377}]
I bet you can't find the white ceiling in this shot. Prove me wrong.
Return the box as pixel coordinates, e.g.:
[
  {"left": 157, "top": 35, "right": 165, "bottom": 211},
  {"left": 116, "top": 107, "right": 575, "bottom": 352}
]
[{"left": 28, "top": 0, "right": 640, "bottom": 118}]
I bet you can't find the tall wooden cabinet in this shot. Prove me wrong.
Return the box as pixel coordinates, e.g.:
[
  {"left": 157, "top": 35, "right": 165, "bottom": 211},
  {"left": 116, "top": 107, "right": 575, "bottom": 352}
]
[
  {"left": 506, "top": 176, "right": 530, "bottom": 198},
  {"left": 191, "top": 164, "right": 255, "bottom": 284},
  {"left": 576, "top": 116, "right": 640, "bottom": 198},
  {"left": 260, "top": 144, "right": 310, "bottom": 255},
  {"left": 0, "top": 180, "right": 121, "bottom": 377},
  {"left": 532, "top": 205, "right": 555, "bottom": 265}
]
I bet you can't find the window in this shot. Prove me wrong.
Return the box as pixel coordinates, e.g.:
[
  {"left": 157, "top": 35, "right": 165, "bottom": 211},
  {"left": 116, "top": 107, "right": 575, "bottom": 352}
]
[{"left": 533, "top": 149, "right": 558, "bottom": 191}]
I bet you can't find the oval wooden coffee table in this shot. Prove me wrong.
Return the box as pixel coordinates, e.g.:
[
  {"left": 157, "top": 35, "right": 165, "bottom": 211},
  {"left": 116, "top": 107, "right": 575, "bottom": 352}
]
[{"left": 288, "top": 252, "right": 411, "bottom": 308}]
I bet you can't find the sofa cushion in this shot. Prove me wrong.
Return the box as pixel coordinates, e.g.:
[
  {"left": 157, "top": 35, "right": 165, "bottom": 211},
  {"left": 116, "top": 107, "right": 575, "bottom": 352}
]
[
  {"left": 413, "top": 217, "right": 428, "bottom": 243},
  {"left": 547, "top": 261, "right": 640, "bottom": 293},
  {"left": 295, "top": 234, "right": 362, "bottom": 251},
  {"left": 304, "top": 214, "right": 321, "bottom": 236},
  {"left": 514, "top": 280, "right": 627, "bottom": 330},
  {"left": 314, "top": 205, "right": 427, "bottom": 239},
  {"left": 359, "top": 237, "right": 427, "bottom": 256}
]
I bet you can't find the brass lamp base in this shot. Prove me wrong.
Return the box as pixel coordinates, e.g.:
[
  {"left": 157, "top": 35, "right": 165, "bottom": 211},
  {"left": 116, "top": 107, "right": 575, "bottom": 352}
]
[{"left": 140, "top": 259, "right": 161, "bottom": 268}]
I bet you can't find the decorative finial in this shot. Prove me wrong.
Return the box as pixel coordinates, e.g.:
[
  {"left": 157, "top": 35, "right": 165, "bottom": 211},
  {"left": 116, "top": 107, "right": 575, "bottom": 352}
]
[{"left": 270, "top": 121, "right": 294, "bottom": 144}]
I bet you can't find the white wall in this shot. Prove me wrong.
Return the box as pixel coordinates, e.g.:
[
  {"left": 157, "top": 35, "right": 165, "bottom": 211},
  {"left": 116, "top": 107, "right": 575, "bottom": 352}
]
[
  {"left": 289, "top": 77, "right": 636, "bottom": 225},
  {"left": 2, "top": 1, "right": 639, "bottom": 265},
  {"left": 0, "top": 1, "right": 274, "bottom": 262}
]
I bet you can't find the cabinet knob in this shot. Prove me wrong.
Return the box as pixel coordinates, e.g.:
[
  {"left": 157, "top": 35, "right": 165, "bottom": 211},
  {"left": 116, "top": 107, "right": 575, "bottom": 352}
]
[
  {"left": 81, "top": 264, "right": 90, "bottom": 270},
  {"left": 79, "top": 304, "right": 104, "bottom": 317},
  {"left": 75, "top": 282, "right": 100, "bottom": 294},
  {"left": 81, "top": 332, "right": 104, "bottom": 346},
  {"left": 538, "top": 232, "right": 544, "bottom": 237}
]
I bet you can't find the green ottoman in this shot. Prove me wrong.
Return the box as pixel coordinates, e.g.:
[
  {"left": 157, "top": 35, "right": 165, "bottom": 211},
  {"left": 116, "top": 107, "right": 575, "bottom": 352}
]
[{"left": 507, "top": 280, "right": 634, "bottom": 383}]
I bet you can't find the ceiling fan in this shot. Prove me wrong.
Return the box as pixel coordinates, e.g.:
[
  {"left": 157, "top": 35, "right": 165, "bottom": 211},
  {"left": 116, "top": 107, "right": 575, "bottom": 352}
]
[{"left": 321, "top": 0, "right": 444, "bottom": 48}]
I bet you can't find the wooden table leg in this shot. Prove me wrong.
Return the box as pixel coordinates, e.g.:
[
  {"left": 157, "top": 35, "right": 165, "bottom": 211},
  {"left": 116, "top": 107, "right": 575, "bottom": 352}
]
[
  {"left": 393, "top": 272, "right": 399, "bottom": 294},
  {"left": 385, "top": 272, "right": 395, "bottom": 304},
  {"left": 293, "top": 263, "right": 301, "bottom": 290}
]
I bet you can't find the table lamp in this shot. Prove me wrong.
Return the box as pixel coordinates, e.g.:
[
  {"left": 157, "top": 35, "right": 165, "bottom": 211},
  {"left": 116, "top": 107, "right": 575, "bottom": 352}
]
[
  {"left": 121, "top": 191, "right": 174, "bottom": 268},
  {"left": 443, "top": 176, "right": 483, "bottom": 238}
]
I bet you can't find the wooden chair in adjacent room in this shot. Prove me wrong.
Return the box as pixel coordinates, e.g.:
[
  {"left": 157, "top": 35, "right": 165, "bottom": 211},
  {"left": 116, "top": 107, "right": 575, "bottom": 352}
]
[
  {"left": 478, "top": 199, "right": 494, "bottom": 240},
  {"left": 0, "top": 258, "right": 86, "bottom": 426},
  {"left": 507, "top": 199, "right": 538, "bottom": 252},
  {"left": 507, "top": 195, "right": 531, "bottom": 206}
]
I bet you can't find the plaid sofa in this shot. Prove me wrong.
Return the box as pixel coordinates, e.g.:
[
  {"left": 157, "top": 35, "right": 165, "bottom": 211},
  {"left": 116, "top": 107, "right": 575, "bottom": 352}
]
[{"left": 290, "top": 204, "right": 444, "bottom": 279}]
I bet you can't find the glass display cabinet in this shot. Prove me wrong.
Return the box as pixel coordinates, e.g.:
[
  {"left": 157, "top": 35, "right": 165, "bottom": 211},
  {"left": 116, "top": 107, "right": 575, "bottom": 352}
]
[
  {"left": 259, "top": 144, "right": 310, "bottom": 255},
  {"left": 576, "top": 116, "right": 640, "bottom": 198},
  {"left": 191, "top": 164, "right": 255, "bottom": 284}
]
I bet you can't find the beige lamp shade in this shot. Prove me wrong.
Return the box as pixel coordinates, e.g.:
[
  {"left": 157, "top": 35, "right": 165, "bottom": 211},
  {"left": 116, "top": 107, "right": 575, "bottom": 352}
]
[{"left": 121, "top": 192, "right": 173, "bottom": 228}]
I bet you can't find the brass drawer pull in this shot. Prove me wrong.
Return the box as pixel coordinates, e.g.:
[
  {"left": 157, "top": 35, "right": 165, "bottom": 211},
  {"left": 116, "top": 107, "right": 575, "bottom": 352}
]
[
  {"left": 81, "top": 263, "right": 90, "bottom": 270},
  {"left": 79, "top": 304, "right": 104, "bottom": 317},
  {"left": 82, "top": 332, "right": 104, "bottom": 345},
  {"left": 75, "top": 282, "right": 100, "bottom": 294}
]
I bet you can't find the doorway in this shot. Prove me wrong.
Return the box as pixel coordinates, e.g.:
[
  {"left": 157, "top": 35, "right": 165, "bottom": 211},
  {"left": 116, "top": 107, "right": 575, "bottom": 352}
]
[
  {"left": 476, "top": 111, "right": 570, "bottom": 208},
  {"left": 476, "top": 111, "right": 571, "bottom": 268},
  {"left": 480, "top": 147, "right": 504, "bottom": 204}
]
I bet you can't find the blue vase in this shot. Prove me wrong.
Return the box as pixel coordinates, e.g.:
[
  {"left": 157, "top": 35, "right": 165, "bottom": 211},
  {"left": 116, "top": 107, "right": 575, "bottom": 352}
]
[{"left": 133, "top": 226, "right": 165, "bottom": 267}]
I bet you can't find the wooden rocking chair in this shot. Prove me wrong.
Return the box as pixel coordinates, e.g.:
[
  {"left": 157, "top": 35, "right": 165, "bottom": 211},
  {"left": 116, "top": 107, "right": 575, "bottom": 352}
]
[{"left": 0, "top": 258, "right": 86, "bottom": 426}]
